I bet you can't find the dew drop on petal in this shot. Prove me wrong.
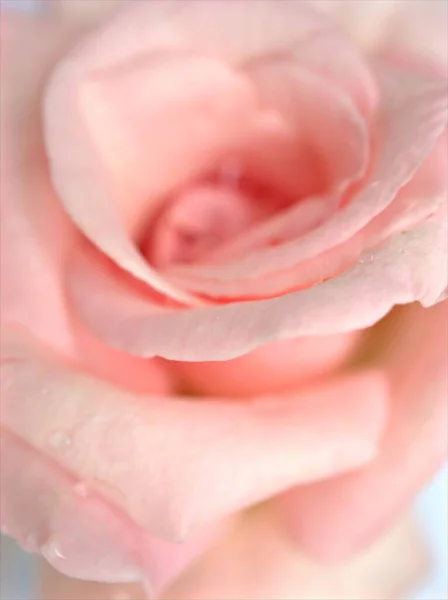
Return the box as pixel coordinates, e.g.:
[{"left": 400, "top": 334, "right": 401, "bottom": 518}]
[
  {"left": 54, "top": 545, "right": 67, "bottom": 560},
  {"left": 49, "top": 431, "right": 72, "bottom": 448},
  {"left": 42, "top": 537, "right": 67, "bottom": 561}
]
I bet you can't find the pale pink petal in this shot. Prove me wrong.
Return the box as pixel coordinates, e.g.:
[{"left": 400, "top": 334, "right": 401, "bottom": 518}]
[
  {"left": 45, "top": 50, "right": 255, "bottom": 305},
  {"left": 171, "top": 333, "right": 359, "bottom": 398},
  {"left": 163, "top": 506, "right": 427, "bottom": 600},
  {"left": 43, "top": 0, "right": 376, "bottom": 305},
  {"left": 0, "top": 13, "right": 81, "bottom": 352},
  {"left": 312, "top": 0, "right": 448, "bottom": 71},
  {"left": 238, "top": 59, "right": 369, "bottom": 198},
  {"left": 1, "top": 329, "right": 215, "bottom": 593},
  {"left": 164, "top": 66, "right": 447, "bottom": 298},
  {"left": 70, "top": 1, "right": 376, "bottom": 115},
  {"left": 379, "top": 0, "right": 448, "bottom": 72},
  {"left": 0, "top": 431, "right": 217, "bottom": 594},
  {"left": 1, "top": 331, "right": 387, "bottom": 543},
  {"left": 279, "top": 300, "right": 448, "bottom": 560},
  {"left": 71, "top": 212, "right": 446, "bottom": 361}
]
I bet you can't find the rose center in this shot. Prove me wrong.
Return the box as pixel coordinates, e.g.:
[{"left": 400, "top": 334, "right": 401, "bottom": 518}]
[{"left": 143, "top": 162, "right": 282, "bottom": 268}]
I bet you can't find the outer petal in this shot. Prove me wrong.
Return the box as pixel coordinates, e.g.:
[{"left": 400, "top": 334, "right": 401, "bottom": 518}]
[
  {"left": 71, "top": 209, "right": 447, "bottom": 361},
  {"left": 0, "top": 431, "right": 218, "bottom": 595},
  {"left": 0, "top": 13, "right": 82, "bottom": 352},
  {"left": 279, "top": 300, "right": 448, "bottom": 560},
  {"left": 312, "top": 0, "right": 448, "bottom": 71},
  {"left": 1, "top": 329, "right": 387, "bottom": 546}
]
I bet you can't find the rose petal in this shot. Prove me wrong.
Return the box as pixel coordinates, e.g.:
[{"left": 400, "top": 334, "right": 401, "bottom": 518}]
[
  {"left": 1, "top": 331, "right": 216, "bottom": 593},
  {"left": 171, "top": 333, "right": 359, "bottom": 398},
  {"left": 279, "top": 300, "right": 448, "bottom": 560},
  {"left": 43, "top": 0, "right": 376, "bottom": 305},
  {"left": 238, "top": 60, "right": 369, "bottom": 198},
  {"left": 0, "top": 13, "right": 81, "bottom": 352},
  {"left": 45, "top": 49, "right": 256, "bottom": 305},
  {"left": 0, "top": 431, "right": 217, "bottom": 594},
  {"left": 71, "top": 212, "right": 446, "bottom": 361},
  {"left": 313, "top": 0, "right": 448, "bottom": 72},
  {"left": 1, "top": 331, "right": 387, "bottom": 542},
  {"left": 164, "top": 65, "right": 447, "bottom": 299}
]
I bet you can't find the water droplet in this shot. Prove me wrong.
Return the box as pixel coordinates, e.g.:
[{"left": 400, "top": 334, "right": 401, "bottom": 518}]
[
  {"left": 49, "top": 431, "right": 72, "bottom": 448},
  {"left": 368, "top": 254, "right": 379, "bottom": 263},
  {"left": 73, "top": 481, "right": 89, "bottom": 498},
  {"left": 42, "top": 537, "right": 67, "bottom": 560},
  {"left": 399, "top": 248, "right": 408, "bottom": 254},
  {"left": 54, "top": 544, "right": 67, "bottom": 559}
]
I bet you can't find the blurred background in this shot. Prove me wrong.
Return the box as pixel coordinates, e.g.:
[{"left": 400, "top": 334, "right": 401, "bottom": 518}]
[{"left": 0, "top": 1, "right": 447, "bottom": 599}]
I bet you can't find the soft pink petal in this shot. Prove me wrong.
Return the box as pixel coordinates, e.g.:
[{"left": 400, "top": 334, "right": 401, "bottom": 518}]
[
  {"left": 43, "top": 0, "right": 376, "bottom": 305},
  {"left": 148, "top": 62, "right": 369, "bottom": 271},
  {"left": 171, "top": 332, "right": 359, "bottom": 398},
  {"left": 240, "top": 60, "right": 369, "bottom": 197},
  {"left": 0, "top": 431, "right": 217, "bottom": 594},
  {"left": 164, "top": 66, "right": 447, "bottom": 299},
  {"left": 1, "top": 330, "right": 387, "bottom": 543},
  {"left": 312, "top": 0, "right": 448, "bottom": 71},
  {"left": 1, "top": 328, "right": 215, "bottom": 593},
  {"left": 0, "top": 13, "right": 81, "bottom": 352},
  {"left": 71, "top": 211, "right": 446, "bottom": 361},
  {"left": 45, "top": 49, "right": 255, "bottom": 305},
  {"left": 163, "top": 506, "right": 427, "bottom": 600},
  {"left": 71, "top": 0, "right": 377, "bottom": 115},
  {"left": 279, "top": 300, "right": 448, "bottom": 560}
]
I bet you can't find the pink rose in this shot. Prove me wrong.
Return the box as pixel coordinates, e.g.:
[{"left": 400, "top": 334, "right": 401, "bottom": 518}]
[{"left": 0, "top": 1, "right": 446, "bottom": 599}]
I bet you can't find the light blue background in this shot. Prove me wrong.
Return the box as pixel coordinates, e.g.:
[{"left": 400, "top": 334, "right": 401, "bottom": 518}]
[{"left": 0, "top": 1, "right": 446, "bottom": 598}]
